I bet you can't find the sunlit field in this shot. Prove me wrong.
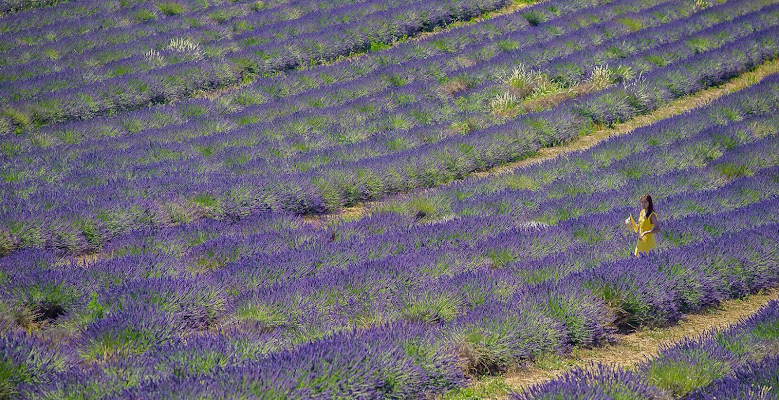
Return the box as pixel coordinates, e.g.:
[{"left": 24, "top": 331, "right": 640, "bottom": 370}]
[{"left": 1, "top": 0, "right": 778, "bottom": 398}]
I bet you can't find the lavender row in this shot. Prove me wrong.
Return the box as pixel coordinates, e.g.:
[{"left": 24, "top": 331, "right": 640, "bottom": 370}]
[
  {"left": 0, "top": 0, "right": 426, "bottom": 90},
  {"left": 298, "top": 31, "right": 779, "bottom": 213},
  {"left": 1, "top": 0, "right": 146, "bottom": 34},
  {"left": 685, "top": 356, "right": 779, "bottom": 400},
  {"left": 151, "top": 139, "right": 779, "bottom": 293},
  {"left": 100, "top": 85, "right": 779, "bottom": 307},
  {"left": 7, "top": 0, "right": 700, "bottom": 140},
  {"left": 213, "top": 197, "right": 779, "bottom": 343},
  {"left": 3, "top": 109, "right": 777, "bottom": 270},
  {"left": 259, "top": 5, "right": 779, "bottom": 176},
  {"left": 182, "top": 0, "right": 768, "bottom": 167},
  {"left": 4, "top": 0, "right": 624, "bottom": 145},
  {"left": 0, "top": 0, "right": 65, "bottom": 13},
  {"left": 0, "top": 0, "right": 654, "bottom": 116},
  {"left": 395, "top": 90, "right": 779, "bottom": 221},
  {"left": 4, "top": 65, "right": 778, "bottom": 400},
  {"left": 513, "top": 300, "right": 779, "bottom": 399},
  {"left": 1, "top": 54, "right": 775, "bottom": 262},
  {"left": 7, "top": 45, "right": 776, "bottom": 255},
  {"left": 2, "top": 58, "right": 774, "bottom": 297},
  {"left": 451, "top": 114, "right": 779, "bottom": 223},
  {"left": 2, "top": 161, "right": 775, "bottom": 339},
  {"left": 1, "top": 0, "right": 285, "bottom": 40},
  {"left": 1, "top": 0, "right": 698, "bottom": 184},
  {"left": 0, "top": 0, "right": 685, "bottom": 166},
  {"left": 3, "top": 94, "right": 778, "bottom": 396},
  {"left": 127, "top": 227, "right": 779, "bottom": 397},
  {"left": 3, "top": 145, "right": 776, "bottom": 353},
  {"left": 0, "top": 0, "right": 517, "bottom": 130},
  {"left": 0, "top": 0, "right": 704, "bottom": 140},
  {"left": 0, "top": 0, "right": 366, "bottom": 68},
  {"left": 0, "top": 0, "right": 111, "bottom": 25},
  {"left": 0, "top": 0, "right": 749, "bottom": 199},
  {"left": 7, "top": 220, "right": 777, "bottom": 398},
  {"left": 3, "top": 113, "right": 775, "bottom": 328}
]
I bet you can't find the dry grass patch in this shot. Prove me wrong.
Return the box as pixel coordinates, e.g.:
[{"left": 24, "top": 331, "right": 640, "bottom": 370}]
[{"left": 441, "top": 77, "right": 474, "bottom": 96}]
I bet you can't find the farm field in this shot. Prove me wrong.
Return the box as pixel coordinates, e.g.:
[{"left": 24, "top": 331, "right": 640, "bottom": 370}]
[{"left": 1, "top": 0, "right": 778, "bottom": 398}]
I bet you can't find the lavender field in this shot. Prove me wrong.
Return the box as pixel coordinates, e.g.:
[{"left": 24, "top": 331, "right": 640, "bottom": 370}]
[{"left": 1, "top": 0, "right": 778, "bottom": 398}]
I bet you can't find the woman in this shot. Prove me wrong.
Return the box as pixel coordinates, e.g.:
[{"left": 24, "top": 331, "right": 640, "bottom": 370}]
[{"left": 626, "top": 194, "right": 660, "bottom": 257}]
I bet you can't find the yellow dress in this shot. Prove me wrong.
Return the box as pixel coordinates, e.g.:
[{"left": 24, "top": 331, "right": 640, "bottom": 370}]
[{"left": 629, "top": 210, "right": 657, "bottom": 256}]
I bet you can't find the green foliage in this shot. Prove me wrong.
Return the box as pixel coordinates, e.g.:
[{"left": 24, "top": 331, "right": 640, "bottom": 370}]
[
  {"left": 661, "top": 229, "right": 696, "bottom": 248},
  {"left": 454, "top": 315, "right": 563, "bottom": 376},
  {"left": 504, "top": 174, "right": 539, "bottom": 191},
  {"left": 646, "top": 351, "right": 730, "bottom": 397},
  {"left": 157, "top": 2, "right": 185, "bottom": 16},
  {"left": 370, "top": 41, "right": 392, "bottom": 52},
  {"left": 43, "top": 48, "right": 60, "bottom": 60},
  {"left": 588, "top": 282, "right": 656, "bottom": 329},
  {"left": 3, "top": 109, "right": 31, "bottom": 135},
  {"left": 382, "top": 134, "right": 407, "bottom": 150},
  {"left": 454, "top": 325, "right": 514, "bottom": 375},
  {"left": 405, "top": 196, "right": 450, "bottom": 221},
  {"left": 233, "top": 303, "right": 289, "bottom": 333},
  {"left": 232, "top": 19, "right": 252, "bottom": 33},
  {"left": 81, "top": 327, "right": 159, "bottom": 362},
  {"left": 0, "top": 229, "right": 17, "bottom": 256},
  {"left": 617, "top": 17, "right": 644, "bottom": 32},
  {"left": 134, "top": 8, "right": 157, "bottom": 22},
  {"left": 574, "top": 226, "right": 604, "bottom": 246},
  {"left": 86, "top": 292, "right": 106, "bottom": 322},
  {"left": 250, "top": 1, "right": 267, "bottom": 11},
  {"left": 716, "top": 162, "right": 753, "bottom": 180},
  {"left": 16, "top": 282, "right": 76, "bottom": 323},
  {"left": 686, "top": 37, "right": 713, "bottom": 54},
  {"left": 180, "top": 104, "right": 206, "bottom": 118},
  {"left": 442, "top": 377, "right": 511, "bottom": 400},
  {"left": 0, "top": 359, "right": 24, "bottom": 400},
  {"left": 0, "top": 117, "right": 12, "bottom": 136},
  {"left": 486, "top": 248, "right": 515, "bottom": 269},
  {"left": 78, "top": 218, "right": 103, "bottom": 249},
  {"left": 168, "top": 348, "right": 230, "bottom": 378},
  {"left": 402, "top": 293, "right": 462, "bottom": 323},
  {"left": 192, "top": 192, "right": 217, "bottom": 208},
  {"left": 522, "top": 10, "right": 547, "bottom": 26},
  {"left": 384, "top": 73, "right": 408, "bottom": 87},
  {"left": 496, "top": 39, "right": 520, "bottom": 52},
  {"left": 209, "top": 9, "right": 233, "bottom": 23},
  {"left": 715, "top": 332, "right": 752, "bottom": 358},
  {"left": 752, "top": 319, "right": 779, "bottom": 340}
]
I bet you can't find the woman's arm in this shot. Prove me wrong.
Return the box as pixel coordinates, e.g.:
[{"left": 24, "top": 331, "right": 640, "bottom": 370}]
[{"left": 641, "top": 214, "right": 660, "bottom": 237}]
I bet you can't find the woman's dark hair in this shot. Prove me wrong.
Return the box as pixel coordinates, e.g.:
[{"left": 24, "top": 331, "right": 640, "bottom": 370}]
[{"left": 641, "top": 194, "right": 654, "bottom": 217}]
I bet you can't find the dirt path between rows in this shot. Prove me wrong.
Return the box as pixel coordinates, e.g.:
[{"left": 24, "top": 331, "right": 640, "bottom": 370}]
[{"left": 501, "top": 289, "right": 779, "bottom": 398}]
